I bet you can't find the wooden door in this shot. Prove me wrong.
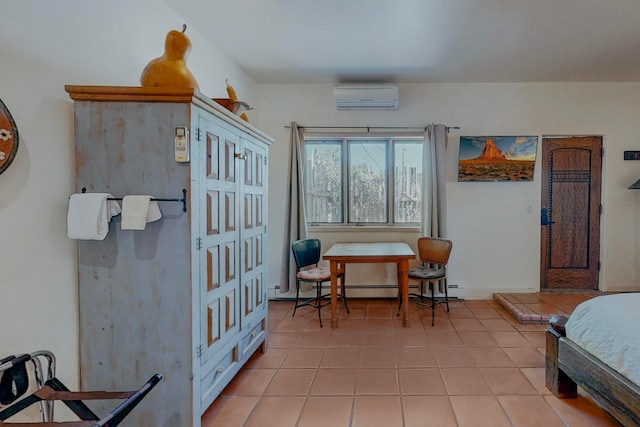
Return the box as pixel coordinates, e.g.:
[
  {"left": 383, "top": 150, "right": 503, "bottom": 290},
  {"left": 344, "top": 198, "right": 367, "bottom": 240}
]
[{"left": 540, "top": 136, "right": 602, "bottom": 289}]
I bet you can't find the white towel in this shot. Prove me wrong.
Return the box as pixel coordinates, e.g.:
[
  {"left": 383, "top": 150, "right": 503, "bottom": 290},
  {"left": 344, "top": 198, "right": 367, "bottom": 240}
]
[
  {"left": 121, "top": 195, "right": 162, "bottom": 230},
  {"left": 67, "top": 193, "right": 121, "bottom": 240}
]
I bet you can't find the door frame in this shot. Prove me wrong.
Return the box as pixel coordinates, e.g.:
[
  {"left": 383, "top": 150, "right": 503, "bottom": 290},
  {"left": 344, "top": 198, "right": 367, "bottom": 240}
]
[{"left": 539, "top": 135, "right": 603, "bottom": 290}]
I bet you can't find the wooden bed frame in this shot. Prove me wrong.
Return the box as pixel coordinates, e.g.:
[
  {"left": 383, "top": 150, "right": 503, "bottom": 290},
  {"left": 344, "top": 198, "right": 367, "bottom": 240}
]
[{"left": 545, "top": 316, "right": 640, "bottom": 427}]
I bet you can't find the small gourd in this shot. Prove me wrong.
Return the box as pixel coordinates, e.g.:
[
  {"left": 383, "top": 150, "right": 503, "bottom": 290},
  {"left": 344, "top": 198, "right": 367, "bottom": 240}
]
[
  {"left": 140, "top": 24, "right": 199, "bottom": 89},
  {"left": 225, "top": 79, "right": 249, "bottom": 121},
  {"left": 225, "top": 79, "right": 238, "bottom": 100}
]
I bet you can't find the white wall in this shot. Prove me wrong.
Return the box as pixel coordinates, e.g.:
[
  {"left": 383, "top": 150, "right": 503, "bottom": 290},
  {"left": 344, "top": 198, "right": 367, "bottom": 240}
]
[
  {"left": 4, "top": 1, "right": 640, "bottom": 421},
  {"left": 258, "top": 83, "right": 640, "bottom": 299},
  {"left": 0, "top": 0, "right": 258, "bottom": 410}
]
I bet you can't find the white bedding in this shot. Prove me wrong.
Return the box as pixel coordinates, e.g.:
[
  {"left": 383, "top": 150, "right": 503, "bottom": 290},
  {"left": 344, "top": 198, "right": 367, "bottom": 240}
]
[{"left": 565, "top": 293, "right": 640, "bottom": 386}]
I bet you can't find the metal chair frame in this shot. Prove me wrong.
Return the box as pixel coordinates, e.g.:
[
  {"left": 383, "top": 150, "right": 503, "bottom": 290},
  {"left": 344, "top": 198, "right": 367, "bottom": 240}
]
[
  {"left": 291, "top": 238, "right": 348, "bottom": 327},
  {"left": 0, "top": 350, "right": 161, "bottom": 426},
  {"left": 399, "top": 237, "right": 453, "bottom": 326}
]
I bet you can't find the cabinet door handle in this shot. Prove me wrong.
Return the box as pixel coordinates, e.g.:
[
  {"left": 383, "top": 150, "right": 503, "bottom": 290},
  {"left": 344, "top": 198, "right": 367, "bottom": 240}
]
[
  {"left": 234, "top": 153, "right": 247, "bottom": 160},
  {"left": 216, "top": 366, "right": 224, "bottom": 374}
]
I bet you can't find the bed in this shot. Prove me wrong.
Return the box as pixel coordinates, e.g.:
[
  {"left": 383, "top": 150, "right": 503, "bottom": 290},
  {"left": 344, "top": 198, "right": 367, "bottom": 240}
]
[{"left": 545, "top": 293, "right": 640, "bottom": 427}]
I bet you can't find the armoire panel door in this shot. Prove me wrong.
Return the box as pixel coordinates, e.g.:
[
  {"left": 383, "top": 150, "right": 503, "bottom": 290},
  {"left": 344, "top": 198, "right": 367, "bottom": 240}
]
[
  {"left": 197, "top": 116, "right": 241, "bottom": 369},
  {"left": 239, "top": 137, "right": 268, "bottom": 329}
]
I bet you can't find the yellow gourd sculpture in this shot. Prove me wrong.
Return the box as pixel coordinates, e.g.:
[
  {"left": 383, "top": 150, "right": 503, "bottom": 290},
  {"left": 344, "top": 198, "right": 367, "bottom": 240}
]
[{"left": 140, "top": 24, "right": 199, "bottom": 89}]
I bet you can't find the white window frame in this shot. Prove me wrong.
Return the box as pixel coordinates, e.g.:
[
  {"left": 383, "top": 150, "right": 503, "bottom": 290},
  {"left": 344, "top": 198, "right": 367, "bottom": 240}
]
[{"left": 303, "top": 132, "right": 423, "bottom": 230}]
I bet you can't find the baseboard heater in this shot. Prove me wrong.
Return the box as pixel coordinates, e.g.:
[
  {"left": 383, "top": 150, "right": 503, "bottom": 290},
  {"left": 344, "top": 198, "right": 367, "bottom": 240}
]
[
  {"left": 272, "top": 284, "right": 463, "bottom": 301},
  {"left": 271, "top": 295, "right": 462, "bottom": 301},
  {"left": 274, "top": 284, "right": 459, "bottom": 291}
]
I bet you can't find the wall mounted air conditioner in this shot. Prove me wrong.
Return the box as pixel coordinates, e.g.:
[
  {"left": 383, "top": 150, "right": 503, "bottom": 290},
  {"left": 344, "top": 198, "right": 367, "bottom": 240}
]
[{"left": 334, "top": 85, "right": 398, "bottom": 110}]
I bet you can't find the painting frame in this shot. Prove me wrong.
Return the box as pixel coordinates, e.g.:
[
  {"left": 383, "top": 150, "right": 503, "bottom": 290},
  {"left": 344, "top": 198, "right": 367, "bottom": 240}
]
[
  {"left": 457, "top": 135, "right": 538, "bottom": 182},
  {"left": 0, "top": 99, "right": 19, "bottom": 175}
]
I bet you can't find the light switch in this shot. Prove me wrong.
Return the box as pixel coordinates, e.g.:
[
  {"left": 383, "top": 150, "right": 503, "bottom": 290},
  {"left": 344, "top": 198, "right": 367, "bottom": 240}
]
[{"left": 174, "top": 126, "right": 189, "bottom": 162}]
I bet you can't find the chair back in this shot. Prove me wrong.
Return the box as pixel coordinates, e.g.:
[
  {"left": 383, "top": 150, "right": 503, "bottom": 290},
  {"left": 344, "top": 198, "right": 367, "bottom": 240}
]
[
  {"left": 292, "top": 239, "right": 322, "bottom": 270},
  {"left": 417, "top": 237, "right": 452, "bottom": 265}
]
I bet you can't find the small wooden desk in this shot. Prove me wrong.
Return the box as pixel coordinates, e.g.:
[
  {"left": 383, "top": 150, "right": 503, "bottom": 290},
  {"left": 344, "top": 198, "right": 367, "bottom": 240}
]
[{"left": 323, "top": 242, "right": 416, "bottom": 327}]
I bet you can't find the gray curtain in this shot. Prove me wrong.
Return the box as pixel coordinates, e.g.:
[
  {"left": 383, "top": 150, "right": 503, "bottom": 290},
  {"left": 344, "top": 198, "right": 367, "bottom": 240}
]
[
  {"left": 280, "top": 122, "right": 308, "bottom": 293},
  {"left": 421, "top": 124, "right": 448, "bottom": 237},
  {"left": 421, "top": 124, "right": 448, "bottom": 292}
]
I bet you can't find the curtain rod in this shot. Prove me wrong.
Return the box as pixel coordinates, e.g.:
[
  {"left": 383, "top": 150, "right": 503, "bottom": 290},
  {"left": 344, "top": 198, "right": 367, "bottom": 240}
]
[{"left": 284, "top": 125, "right": 460, "bottom": 132}]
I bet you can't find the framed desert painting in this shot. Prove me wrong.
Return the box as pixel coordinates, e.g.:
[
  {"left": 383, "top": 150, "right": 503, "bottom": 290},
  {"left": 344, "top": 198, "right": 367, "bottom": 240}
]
[{"left": 458, "top": 135, "right": 538, "bottom": 182}]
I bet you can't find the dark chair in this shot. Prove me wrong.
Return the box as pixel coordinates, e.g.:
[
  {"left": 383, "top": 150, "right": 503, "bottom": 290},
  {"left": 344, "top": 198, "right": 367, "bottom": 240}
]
[
  {"left": 292, "top": 239, "right": 348, "bottom": 327},
  {"left": 400, "top": 237, "right": 453, "bottom": 326}
]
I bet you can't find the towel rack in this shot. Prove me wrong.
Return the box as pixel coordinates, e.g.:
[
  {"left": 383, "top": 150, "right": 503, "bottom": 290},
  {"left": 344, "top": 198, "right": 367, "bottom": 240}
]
[{"left": 81, "top": 188, "right": 188, "bottom": 212}]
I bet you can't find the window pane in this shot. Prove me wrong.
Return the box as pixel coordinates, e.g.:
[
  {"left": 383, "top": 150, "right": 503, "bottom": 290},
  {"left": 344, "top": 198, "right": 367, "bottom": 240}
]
[
  {"left": 394, "top": 142, "right": 422, "bottom": 223},
  {"left": 304, "top": 141, "right": 343, "bottom": 223},
  {"left": 348, "top": 141, "right": 387, "bottom": 223}
]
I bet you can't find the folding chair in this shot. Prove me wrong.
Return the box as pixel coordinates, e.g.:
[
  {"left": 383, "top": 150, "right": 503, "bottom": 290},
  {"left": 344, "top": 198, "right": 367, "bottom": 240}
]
[{"left": 0, "top": 350, "right": 161, "bottom": 426}]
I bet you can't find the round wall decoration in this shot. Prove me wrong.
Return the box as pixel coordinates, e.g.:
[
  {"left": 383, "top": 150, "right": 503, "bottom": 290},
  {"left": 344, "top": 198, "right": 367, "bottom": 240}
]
[{"left": 0, "top": 99, "right": 19, "bottom": 175}]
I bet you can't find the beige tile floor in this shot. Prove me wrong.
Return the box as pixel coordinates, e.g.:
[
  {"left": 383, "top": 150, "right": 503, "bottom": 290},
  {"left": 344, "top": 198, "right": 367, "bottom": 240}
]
[{"left": 202, "top": 297, "right": 619, "bottom": 427}]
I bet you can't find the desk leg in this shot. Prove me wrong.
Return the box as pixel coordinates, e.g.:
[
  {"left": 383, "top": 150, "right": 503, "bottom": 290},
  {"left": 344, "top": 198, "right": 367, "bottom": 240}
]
[
  {"left": 330, "top": 260, "right": 339, "bottom": 328},
  {"left": 398, "top": 259, "right": 409, "bottom": 326}
]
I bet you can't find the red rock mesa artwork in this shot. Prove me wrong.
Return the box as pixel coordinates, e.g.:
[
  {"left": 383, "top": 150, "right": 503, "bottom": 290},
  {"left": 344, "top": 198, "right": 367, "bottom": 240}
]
[{"left": 457, "top": 136, "right": 538, "bottom": 182}]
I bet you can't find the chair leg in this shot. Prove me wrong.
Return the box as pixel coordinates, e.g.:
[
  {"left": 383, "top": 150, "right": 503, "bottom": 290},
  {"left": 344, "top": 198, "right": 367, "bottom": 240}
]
[
  {"left": 292, "top": 279, "right": 300, "bottom": 317},
  {"left": 431, "top": 281, "right": 436, "bottom": 327},
  {"left": 443, "top": 278, "right": 450, "bottom": 312},
  {"left": 341, "top": 275, "right": 350, "bottom": 313},
  {"left": 316, "top": 281, "right": 323, "bottom": 328}
]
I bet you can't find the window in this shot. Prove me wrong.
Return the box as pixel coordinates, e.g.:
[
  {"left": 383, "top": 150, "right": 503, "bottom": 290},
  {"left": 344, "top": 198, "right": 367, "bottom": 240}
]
[{"left": 303, "top": 136, "right": 423, "bottom": 226}]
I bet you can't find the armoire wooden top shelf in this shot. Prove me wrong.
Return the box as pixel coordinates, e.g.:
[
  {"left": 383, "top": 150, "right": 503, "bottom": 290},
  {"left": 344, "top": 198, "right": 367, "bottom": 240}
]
[{"left": 64, "top": 85, "right": 273, "bottom": 144}]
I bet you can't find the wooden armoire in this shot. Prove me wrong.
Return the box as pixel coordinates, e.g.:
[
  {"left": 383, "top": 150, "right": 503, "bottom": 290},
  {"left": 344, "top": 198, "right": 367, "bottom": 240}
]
[{"left": 65, "top": 86, "right": 271, "bottom": 427}]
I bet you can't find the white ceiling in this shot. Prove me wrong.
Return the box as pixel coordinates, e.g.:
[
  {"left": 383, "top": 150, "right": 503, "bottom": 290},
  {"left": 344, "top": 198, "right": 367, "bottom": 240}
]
[{"left": 167, "top": 0, "right": 640, "bottom": 84}]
